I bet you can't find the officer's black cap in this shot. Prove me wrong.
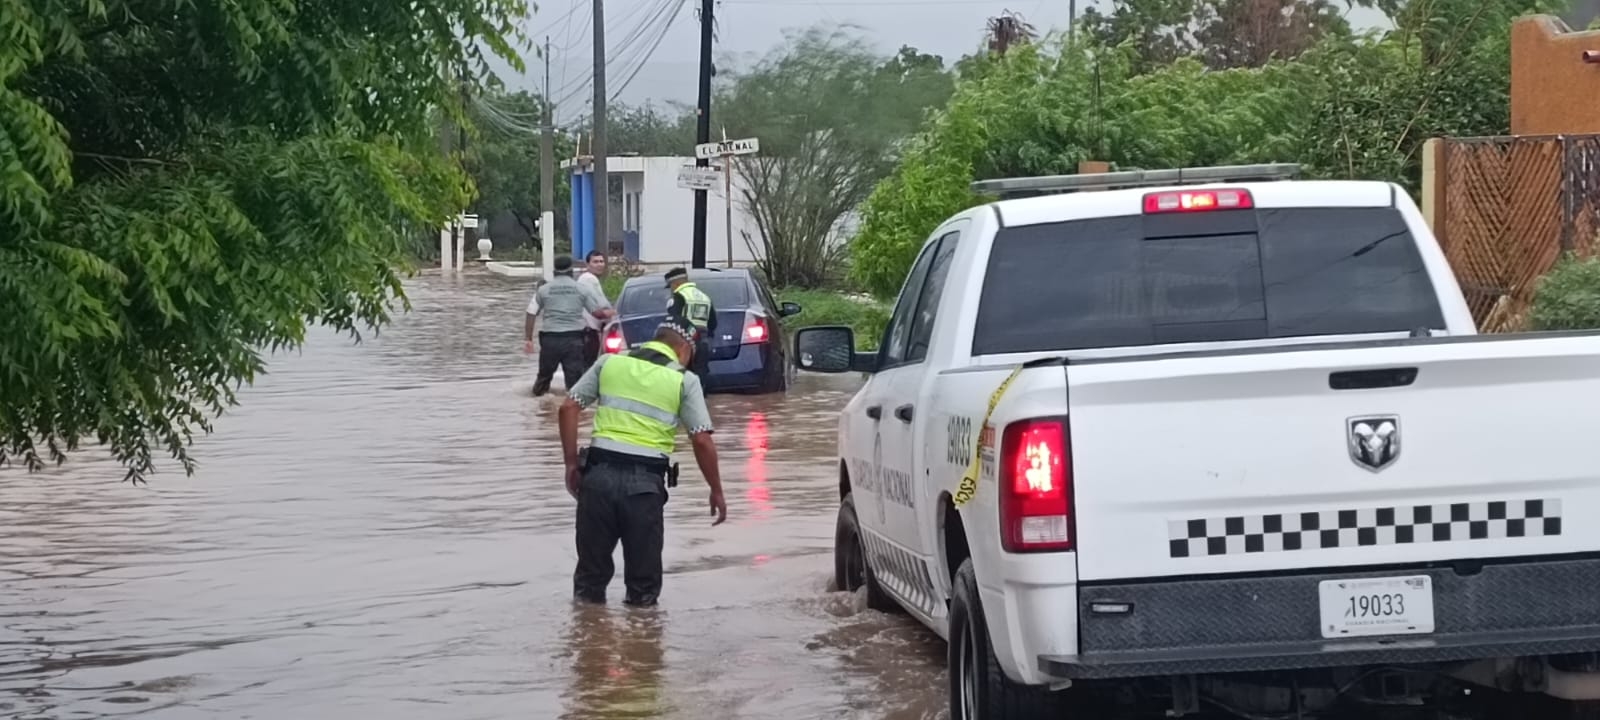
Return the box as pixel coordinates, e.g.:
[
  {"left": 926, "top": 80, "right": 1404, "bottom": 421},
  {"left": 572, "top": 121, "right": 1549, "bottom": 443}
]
[
  {"left": 664, "top": 267, "right": 687, "bottom": 284},
  {"left": 554, "top": 255, "right": 573, "bottom": 272}
]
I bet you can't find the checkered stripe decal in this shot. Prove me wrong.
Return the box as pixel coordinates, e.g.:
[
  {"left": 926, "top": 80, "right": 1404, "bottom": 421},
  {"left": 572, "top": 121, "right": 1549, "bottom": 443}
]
[{"left": 1168, "top": 499, "right": 1563, "bottom": 559}]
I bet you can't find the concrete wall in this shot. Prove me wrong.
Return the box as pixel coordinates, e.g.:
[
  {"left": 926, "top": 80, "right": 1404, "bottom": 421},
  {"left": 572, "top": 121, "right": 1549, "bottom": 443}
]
[
  {"left": 636, "top": 156, "right": 763, "bottom": 266},
  {"left": 1511, "top": 15, "right": 1600, "bottom": 135}
]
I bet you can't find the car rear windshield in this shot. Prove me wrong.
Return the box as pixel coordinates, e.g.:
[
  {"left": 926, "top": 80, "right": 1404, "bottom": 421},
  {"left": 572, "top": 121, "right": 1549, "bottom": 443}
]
[
  {"left": 972, "top": 206, "right": 1447, "bottom": 355},
  {"left": 620, "top": 276, "right": 750, "bottom": 313}
]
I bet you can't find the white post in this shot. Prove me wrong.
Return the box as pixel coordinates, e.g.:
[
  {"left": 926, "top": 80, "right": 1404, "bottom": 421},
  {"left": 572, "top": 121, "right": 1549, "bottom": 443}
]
[
  {"left": 440, "top": 226, "right": 454, "bottom": 271},
  {"left": 455, "top": 224, "right": 466, "bottom": 273},
  {"left": 540, "top": 210, "right": 555, "bottom": 281},
  {"left": 723, "top": 154, "right": 734, "bottom": 268}
]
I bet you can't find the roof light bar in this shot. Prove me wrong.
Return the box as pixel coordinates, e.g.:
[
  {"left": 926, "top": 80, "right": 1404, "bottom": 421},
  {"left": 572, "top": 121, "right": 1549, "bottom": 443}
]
[{"left": 971, "top": 163, "right": 1301, "bottom": 199}]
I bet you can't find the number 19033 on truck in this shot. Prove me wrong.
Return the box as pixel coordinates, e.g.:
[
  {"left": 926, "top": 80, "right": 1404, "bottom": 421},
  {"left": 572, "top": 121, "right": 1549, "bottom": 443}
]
[{"left": 795, "top": 163, "right": 1600, "bottom": 720}]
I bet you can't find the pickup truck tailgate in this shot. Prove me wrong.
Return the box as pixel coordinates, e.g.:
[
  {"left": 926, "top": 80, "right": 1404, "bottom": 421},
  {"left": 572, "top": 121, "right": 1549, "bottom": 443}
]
[{"left": 1068, "top": 333, "right": 1600, "bottom": 582}]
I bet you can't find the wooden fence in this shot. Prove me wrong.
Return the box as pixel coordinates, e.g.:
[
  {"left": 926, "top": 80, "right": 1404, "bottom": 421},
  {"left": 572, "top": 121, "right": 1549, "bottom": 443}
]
[{"left": 1423, "top": 134, "right": 1600, "bottom": 331}]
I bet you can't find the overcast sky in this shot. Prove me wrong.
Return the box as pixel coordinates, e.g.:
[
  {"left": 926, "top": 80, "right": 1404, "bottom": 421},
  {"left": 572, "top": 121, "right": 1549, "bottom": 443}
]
[{"left": 491, "top": 0, "right": 1393, "bottom": 126}]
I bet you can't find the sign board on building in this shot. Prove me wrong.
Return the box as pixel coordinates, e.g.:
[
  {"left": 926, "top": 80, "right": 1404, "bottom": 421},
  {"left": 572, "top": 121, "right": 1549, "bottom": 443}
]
[
  {"left": 676, "top": 165, "right": 721, "bottom": 190},
  {"left": 694, "top": 137, "right": 760, "bottom": 160}
]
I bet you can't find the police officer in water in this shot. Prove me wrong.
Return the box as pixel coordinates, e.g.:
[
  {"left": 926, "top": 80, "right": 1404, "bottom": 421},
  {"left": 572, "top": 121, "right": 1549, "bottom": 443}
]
[
  {"left": 663, "top": 268, "right": 715, "bottom": 379},
  {"left": 557, "top": 313, "right": 728, "bottom": 606},
  {"left": 526, "top": 255, "right": 613, "bottom": 396}
]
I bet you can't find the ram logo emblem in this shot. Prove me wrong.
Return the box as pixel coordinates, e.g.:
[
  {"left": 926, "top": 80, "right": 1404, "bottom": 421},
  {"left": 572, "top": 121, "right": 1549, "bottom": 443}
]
[{"left": 1347, "top": 415, "right": 1401, "bottom": 473}]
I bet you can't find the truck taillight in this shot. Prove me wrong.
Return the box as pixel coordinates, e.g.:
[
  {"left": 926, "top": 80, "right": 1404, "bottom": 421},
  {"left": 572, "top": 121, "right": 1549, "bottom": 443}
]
[
  {"left": 603, "top": 326, "right": 625, "bottom": 353},
  {"left": 998, "top": 418, "right": 1073, "bottom": 553},
  {"left": 1142, "top": 188, "right": 1253, "bottom": 213}
]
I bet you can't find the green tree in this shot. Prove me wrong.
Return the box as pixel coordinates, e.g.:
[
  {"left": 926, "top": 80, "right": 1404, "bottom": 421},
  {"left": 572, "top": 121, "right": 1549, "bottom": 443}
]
[
  {"left": 468, "top": 90, "right": 573, "bottom": 246},
  {"left": 850, "top": 0, "right": 1554, "bottom": 298},
  {"left": 604, "top": 102, "right": 695, "bottom": 156},
  {"left": 1081, "top": 0, "right": 1353, "bottom": 72},
  {"left": 716, "top": 28, "right": 954, "bottom": 287},
  {"left": 2, "top": 0, "right": 526, "bottom": 480}
]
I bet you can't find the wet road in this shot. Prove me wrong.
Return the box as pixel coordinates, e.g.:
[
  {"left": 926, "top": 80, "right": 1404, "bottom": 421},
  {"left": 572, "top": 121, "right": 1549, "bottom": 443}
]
[{"left": 0, "top": 272, "right": 947, "bottom": 720}]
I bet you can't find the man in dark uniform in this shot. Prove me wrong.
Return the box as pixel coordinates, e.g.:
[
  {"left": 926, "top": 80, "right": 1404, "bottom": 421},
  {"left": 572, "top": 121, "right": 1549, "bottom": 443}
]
[
  {"left": 526, "top": 255, "right": 613, "bottom": 396},
  {"left": 558, "top": 314, "right": 728, "bottom": 606},
  {"left": 664, "top": 267, "right": 716, "bottom": 380}
]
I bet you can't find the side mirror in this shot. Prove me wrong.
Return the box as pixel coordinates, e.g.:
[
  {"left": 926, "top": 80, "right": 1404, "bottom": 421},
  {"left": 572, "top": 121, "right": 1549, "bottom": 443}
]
[
  {"left": 794, "top": 326, "right": 876, "bottom": 374},
  {"left": 779, "top": 301, "right": 802, "bottom": 317}
]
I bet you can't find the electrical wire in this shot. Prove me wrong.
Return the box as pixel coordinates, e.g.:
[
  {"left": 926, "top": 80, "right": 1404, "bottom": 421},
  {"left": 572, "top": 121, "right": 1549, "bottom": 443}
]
[
  {"left": 546, "top": 0, "right": 665, "bottom": 102},
  {"left": 600, "top": 0, "right": 687, "bottom": 103}
]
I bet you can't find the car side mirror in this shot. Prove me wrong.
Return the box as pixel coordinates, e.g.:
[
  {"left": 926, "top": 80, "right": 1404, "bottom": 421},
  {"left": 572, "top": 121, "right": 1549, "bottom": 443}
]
[
  {"left": 794, "top": 326, "right": 877, "bottom": 374},
  {"left": 779, "top": 301, "right": 802, "bottom": 317}
]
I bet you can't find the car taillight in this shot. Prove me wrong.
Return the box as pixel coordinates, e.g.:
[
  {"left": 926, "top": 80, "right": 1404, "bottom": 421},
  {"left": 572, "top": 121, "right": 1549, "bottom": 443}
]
[
  {"left": 603, "top": 327, "right": 625, "bottom": 353},
  {"left": 1142, "top": 188, "right": 1253, "bottom": 214},
  {"left": 742, "top": 316, "right": 769, "bottom": 344},
  {"left": 998, "top": 418, "right": 1073, "bottom": 553}
]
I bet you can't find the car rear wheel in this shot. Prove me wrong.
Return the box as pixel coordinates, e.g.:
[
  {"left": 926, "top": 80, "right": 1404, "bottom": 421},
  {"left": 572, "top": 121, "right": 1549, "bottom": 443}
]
[
  {"left": 949, "top": 558, "right": 1080, "bottom": 720},
  {"left": 833, "top": 495, "right": 898, "bottom": 612}
]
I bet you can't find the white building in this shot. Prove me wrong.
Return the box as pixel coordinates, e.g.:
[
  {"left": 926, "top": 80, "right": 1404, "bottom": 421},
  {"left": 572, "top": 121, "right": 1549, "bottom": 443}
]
[{"left": 564, "top": 155, "right": 765, "bottom": 267}]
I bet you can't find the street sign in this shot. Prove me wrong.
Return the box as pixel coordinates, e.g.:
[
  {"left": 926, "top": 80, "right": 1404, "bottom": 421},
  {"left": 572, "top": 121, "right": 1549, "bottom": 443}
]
[
  {"left": 676, "top": 165, "right": 721, "bottom": 190},
  {"left": 695, "top": 137, "right": 760, "bottom": 160},
  {"left": 460, "top": 213, "right": 479, "bottom": 229}
]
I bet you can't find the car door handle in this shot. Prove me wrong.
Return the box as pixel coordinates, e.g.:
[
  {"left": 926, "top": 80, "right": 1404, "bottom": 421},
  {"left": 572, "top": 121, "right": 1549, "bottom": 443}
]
[
  {"left": 866, "top": 405, "right": 882, "bottom": 420},
  {"left": 894, "top": 404, "right": 914, "bottom": 423}
]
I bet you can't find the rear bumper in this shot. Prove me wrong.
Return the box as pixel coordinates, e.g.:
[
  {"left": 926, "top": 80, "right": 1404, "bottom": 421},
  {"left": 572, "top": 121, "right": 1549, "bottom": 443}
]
[
  {"left": 703, "top": 343, "right": 774, "bottom": 391},
  {"left": 1042, "top": 555, "right": 1600, "bottom": 680}
]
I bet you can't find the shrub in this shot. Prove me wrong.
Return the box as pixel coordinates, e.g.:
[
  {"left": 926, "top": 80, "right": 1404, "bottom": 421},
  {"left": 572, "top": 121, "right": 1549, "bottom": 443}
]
[
  {"left": 776, "top": 288, "right": 890, "bottom": 350},
  {"left": 1530, "top": 254, "right": 1600, "bottom": 331}
]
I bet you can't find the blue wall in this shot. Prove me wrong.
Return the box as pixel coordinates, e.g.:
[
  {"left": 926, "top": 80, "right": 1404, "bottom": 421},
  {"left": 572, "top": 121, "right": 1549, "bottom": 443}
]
[{"left": 571, "top": 170, "right": 594, "bottom": 260}]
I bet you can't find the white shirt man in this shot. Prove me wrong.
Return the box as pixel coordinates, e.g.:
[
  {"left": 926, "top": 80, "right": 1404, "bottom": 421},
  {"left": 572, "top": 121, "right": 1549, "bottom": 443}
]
[
  {"left": 577, "top": 251, "right": 609, "bottom": 365},
  {"left": 577, "top": 251, "right": 607, "bottom": 332}
]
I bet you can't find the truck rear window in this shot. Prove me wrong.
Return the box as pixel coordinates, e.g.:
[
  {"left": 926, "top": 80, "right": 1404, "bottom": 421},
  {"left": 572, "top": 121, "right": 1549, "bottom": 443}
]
[{"left": 971, "top": 207, "right": 1447, "bottom": 355}]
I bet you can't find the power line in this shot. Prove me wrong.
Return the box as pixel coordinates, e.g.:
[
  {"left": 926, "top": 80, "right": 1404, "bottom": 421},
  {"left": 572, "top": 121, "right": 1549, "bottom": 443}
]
[
  {"left": 547, "top": 0, "right": 665, "bottom": 101},
  {"left": 550, "top": 0, "right": 681, "bottom": 111},
  {"left": 604, "top": 0, "right": 688, "bottom": 101}
]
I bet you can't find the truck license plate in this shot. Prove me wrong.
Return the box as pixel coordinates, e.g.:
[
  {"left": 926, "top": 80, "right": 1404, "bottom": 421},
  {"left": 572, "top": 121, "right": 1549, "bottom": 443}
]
[{"left": 1317, "top": 575, "right": 1435, "bottom": 639}]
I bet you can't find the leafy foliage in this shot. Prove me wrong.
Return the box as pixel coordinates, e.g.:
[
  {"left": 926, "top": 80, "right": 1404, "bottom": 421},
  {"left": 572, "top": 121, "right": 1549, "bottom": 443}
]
[
  {"left": 1530, "top": 253, "right": 1600, "bottom": 331},
  {"left": 851, "top": 0, "right": 1550, "bottom": 298},
  {"left": 776, "top": 288, "right": 890, "bottom": 351},
  {"left": 2, "top": 0, "right": 527, "bottom": 480},
  {"left": 467, "top": 90, "right": 573, "bottom": 245},
  {"left": 600, "top": 102, "right": 695, "bottom": 156},
  {"left": 716, "top": 29, "right": 954, "bottom": 288},
  {"left": 1082, "top": 0, "right": 1354, "bottom": 72}
]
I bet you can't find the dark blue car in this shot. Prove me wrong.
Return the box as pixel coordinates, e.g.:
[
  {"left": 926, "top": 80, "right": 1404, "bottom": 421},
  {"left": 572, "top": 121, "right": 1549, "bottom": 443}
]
[{"left": 600, "top": 268, "right": 801, "bottom": 394}]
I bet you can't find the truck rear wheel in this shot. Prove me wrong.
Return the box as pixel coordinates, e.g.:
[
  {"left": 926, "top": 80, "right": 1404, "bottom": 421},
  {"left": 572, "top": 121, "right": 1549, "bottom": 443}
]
[
  {"left": 833, "top": 495, "right": 898, "bottom": 612},
  {"left": 950, "top": 558, "right": 1075, "bottom": 720}
]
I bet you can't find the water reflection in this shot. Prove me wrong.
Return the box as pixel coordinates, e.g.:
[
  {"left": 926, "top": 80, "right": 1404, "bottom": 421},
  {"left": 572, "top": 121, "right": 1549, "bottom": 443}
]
[
  {"left": 560, "top": 605, "right": 668, "bottom": 720},
  {"left": 743, "top": 412, "right": 774, "bottom": 522}
]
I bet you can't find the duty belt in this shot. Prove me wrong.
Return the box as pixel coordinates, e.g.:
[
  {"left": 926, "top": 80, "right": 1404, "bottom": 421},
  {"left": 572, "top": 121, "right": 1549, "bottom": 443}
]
[{"left": 582, "top": 445, "right": 680, "bottom": 488}]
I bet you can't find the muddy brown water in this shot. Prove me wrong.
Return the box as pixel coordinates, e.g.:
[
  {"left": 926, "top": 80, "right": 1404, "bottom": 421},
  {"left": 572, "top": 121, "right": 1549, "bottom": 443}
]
[
  {"left": 0, "top": 273, "right": 1534, "bottom": 720},
  {"left": 0, "top": 273, "right": 947, "bottom": 720}
]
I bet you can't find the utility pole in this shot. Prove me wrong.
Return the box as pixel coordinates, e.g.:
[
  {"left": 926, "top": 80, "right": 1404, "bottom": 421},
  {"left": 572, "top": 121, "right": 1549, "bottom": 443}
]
[
  {"left": 454, "top": 67, "right": 470, "bottom": 271},
  {"left": 1068, "top": 0, "right": 1076, "bottom": 44},
  {"left": 691, "top": 0, "right": 714, "bottom": 268},
  {"left": 591, "top": 0, "right": 608, "bottom": 262},
  {"left": 540, "top": 36, "right": 556, "bottom": 281}
]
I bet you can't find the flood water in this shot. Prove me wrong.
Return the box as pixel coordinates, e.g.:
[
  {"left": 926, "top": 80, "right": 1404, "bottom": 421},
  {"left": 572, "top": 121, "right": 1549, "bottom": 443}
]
[{"left": 0, "top": 272, "right": 947, "bottom": 720}]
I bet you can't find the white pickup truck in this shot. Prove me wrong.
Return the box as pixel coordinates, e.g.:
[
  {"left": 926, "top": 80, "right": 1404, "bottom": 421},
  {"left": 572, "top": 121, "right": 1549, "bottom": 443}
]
[{"left": 795, "top": 164, "right": 1600, "bottom": 719}]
